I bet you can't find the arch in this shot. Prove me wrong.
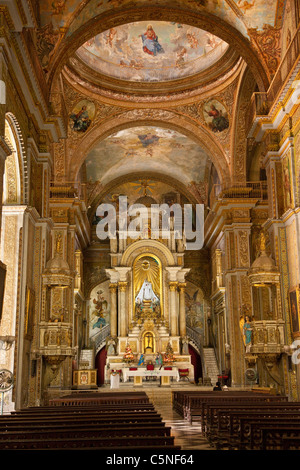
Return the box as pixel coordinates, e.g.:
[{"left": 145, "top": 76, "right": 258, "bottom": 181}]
[
  {"left": 121, "top": 239, "right": 176, "bottom": 267},
  {"left": 88, "top": 172, "right": 201, "bottom": 223},
  {"left": 68, "top": 113, "right": 231, "bottom": 187},
  {"left": 4, "top": 113, "right": 27, "bottom": 205},
  {"left": 47, "top": 4, "right": 269, "bottom": 94}
]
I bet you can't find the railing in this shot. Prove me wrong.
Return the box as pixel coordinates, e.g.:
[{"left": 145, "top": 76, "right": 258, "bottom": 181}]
[
  {"left": 50, "top": 181, "right": 87, "bottom": 202},
  {"left": 93, "top": 324, "right": 110, "bottom": 353},
  {"left": 209, "top": 181, "right": 268, "bottom": 207},
  {"left": 247, "top": 24, "right": 300, "bottom": 135},
  {"left": 250, "top": 320, "right": 284, "bottom": 355},
  {"left": 268, "top": 24, "right": 300, "bottom": 104}
]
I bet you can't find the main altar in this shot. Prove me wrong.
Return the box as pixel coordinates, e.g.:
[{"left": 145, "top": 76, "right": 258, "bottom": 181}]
[{"left": 101, "top": 197, "right": 194, "bottom": 385}]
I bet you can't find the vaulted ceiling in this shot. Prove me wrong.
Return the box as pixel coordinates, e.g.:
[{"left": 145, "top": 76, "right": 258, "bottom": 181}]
[{"left": 33, "top": 0, "right": 285, "bottom": 210}]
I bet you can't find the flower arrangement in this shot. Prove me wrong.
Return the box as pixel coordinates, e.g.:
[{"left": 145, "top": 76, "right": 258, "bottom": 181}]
[
  {"left": 123, "top": 343, "right": 134, "bottom": 363},
  {"left": 163, "top": 341, "right": 175, "bottom": 364}
]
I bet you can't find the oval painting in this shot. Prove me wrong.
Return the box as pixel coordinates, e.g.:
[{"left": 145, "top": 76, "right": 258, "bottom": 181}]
[
  {"left": 202, "top": 99, "right": 229, "bottom": 133},
  {"left": 69, "top": 100, "right": 96, "bottom": 133}
]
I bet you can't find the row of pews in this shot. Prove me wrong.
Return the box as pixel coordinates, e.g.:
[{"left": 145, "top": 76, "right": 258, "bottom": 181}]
[
  {"left": 173, "top": 389, "right": 300, "bottom": 450},
  {"left": 0, "top": 391, "right": 180, "bottom": 450}
]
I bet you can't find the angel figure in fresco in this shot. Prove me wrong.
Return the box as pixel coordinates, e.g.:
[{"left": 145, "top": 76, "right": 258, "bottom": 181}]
[
  {"left": 92, "top": 290, "right": 108, "bottom": 329},
  {"left": 138, "top": 133, "right": 160, "bottom": 148},
  {"left": 51, "top": 0, "right": 66, "bottom": 15},
  {"left": 106, "top": 28, "right": 117, "bottom": 47},
  {"left": 176, "top": 47, "right": 187, "bottom": 68},
  {"left": 186, "top": 32, "right": 199, "bottom": 49},
  {"left": 139, "top": 24, "right": 164, "bottom": 57},
  {"left": 185, "top": 289, "right": 203, "bottom": 329},
  {"left": 237, "top": 0, "right": 255, "bottom": 14}
]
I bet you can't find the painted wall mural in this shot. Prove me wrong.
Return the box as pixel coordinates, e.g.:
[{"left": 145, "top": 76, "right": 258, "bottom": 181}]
[
  {"left": 69, "top": 100, "right": 95, "bottom": 132},
  {"left": 37, "top": 0, "right": 280, "bottom": 41},
  {"left": 36, "top": 0, "right": 282, "bottom": 74},
  {"left": 84, "top": 126, "right": 210, "bottom": 186},
  {"left": 76, "top": 21, "right": 228, "bottom": 82},
  {"left": 185, "top": 281, "right": 206, "bottom": 338},
  {"left": 89, "top": 281, "right": 111, "bottom": 339},
  {"left": 202, "top": 99, "right": 229, "bottom": 133}
]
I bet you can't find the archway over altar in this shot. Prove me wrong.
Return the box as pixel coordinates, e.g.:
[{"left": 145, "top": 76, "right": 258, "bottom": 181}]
[{"left": 103, "top": 232, "right": 195, "bottom": 384}]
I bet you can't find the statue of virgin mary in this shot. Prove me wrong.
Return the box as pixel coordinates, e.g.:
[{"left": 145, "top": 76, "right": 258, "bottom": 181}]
[{"left": 135, "top": 280, "right": 159, "bottom": 303}]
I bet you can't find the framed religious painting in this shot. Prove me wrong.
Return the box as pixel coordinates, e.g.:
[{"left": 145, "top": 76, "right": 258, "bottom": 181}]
[{"left": 289, "top": 287, "right": 300, "bottom": 336}]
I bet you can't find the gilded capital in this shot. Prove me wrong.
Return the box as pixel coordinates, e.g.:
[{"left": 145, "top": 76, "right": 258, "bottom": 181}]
[
  {"left": 109, "top": 283, "right": 118, "bottom": 293},
  {"left": 118, "top": 281, "right": 128, "bottom": 292},
  {"left": 169, "top": 281, "right": 178, "bottom": 291}
]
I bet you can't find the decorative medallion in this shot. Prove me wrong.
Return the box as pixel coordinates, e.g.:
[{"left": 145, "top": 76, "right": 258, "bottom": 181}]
[{"left": 69, "top": 100, "right": 96, "bottom": 133}]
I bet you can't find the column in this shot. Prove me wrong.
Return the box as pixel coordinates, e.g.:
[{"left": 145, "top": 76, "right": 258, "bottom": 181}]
[
  {"left": 169, "top": 281, "right": 178, "bottom": 336},
  {"left": 178, "top": 283, "right": 187, "bottom": 337},
  {"left": 118, "top": 281, "right": 128, "bottom": 337},
  {"left": 109, "top": 283, "right": 118, "bottom": 337}
]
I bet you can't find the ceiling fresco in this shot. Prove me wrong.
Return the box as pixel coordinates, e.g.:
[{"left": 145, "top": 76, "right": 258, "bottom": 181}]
[
  {"left": 83, "top": 126, "right": 210, "bottom": 186},
  {"left": 38, "top": 0, "right": 281, "bottom": 41},
  {"left": 94, "top": 179, "right": 183, "bottom": 207},
  {"left": 36, "top": 0, "right": 284, "bottom": 81},
  {"left": 76, "top": 22, "right": 228, "bottom": 82}
]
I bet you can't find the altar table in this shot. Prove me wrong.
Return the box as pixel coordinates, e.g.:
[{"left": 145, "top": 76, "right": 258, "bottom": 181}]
[{"left": 122, "top": 367, "right": 180, "bottom": 383}]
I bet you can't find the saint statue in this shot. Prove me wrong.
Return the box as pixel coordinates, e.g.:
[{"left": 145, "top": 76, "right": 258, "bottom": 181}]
[{"left": 135, "top": 279, "right": 159, "bottom": 304}]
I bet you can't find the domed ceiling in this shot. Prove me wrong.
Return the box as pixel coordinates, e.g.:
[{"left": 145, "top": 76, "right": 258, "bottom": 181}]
[
  {"left": 76, "top": 21, "right": 228, "bottom": 82},
  {"left": 84, "top": 126, "right": 211, "bottom": 186}
]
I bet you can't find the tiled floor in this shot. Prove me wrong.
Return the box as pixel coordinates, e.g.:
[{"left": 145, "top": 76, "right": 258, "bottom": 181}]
[
  {"left": 132, "top": 384, "right": 215, "bottom": 450},
  {"left": 92, "top": 384, "right": 215, "bottom": 450},
  {"left": 154, "top": 401, "right": 213, "bottom": 450}
]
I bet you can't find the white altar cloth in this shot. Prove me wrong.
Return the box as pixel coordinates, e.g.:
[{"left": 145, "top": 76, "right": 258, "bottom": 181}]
[
  {"left": 123, "top": 367, "right": 180, "bottom": 382},
  {"left": 110, "top": 373, "right": 120, "bottom": 389}
]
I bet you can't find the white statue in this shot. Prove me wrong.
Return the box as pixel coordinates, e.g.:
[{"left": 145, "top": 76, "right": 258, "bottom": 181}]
[{"left": 136, "top": 280, "right": 159, "bottom": 303}]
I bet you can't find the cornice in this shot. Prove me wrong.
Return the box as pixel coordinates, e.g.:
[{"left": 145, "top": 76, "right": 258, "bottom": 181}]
[{"left": 62, "top": 54, "right": 243, "bottom": 107}]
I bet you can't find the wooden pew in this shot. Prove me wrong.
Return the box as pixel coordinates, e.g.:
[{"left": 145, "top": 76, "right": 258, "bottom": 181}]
[
  {"left": 1, "top": 392, "right": 180, "bottom": 450},
  {"left": 186, "top": 394, "right": 288, "bottom": 423},
  {"left": 249, "top": 422, "right": 300, "bottom": 450},
  {"left": 212, "top": 409, "right": 300, "bottom": 449},
  {"left": 0, "top": 434, "right": 178, "bottom": 450},
  {"left": 0, "top": 416, "right": 164, "bottom": 430},
  {"left": 282, "top": 436, "right": 300, "bottom": 450},
  {"left": 204, "top": 401, "right": 300, "bottom": 438},
  {"left": 49, "top": 392, "right": 151, "bottom": 406}
]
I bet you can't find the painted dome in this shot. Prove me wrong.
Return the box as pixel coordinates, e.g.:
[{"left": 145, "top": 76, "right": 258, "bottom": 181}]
[{"left": 76, "top": 21, "right": 229, "bottom": 82}]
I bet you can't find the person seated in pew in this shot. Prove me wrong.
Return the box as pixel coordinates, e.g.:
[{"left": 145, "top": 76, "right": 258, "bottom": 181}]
[{"left": 213, "top": 381, "right": 222, "bottom": 391}]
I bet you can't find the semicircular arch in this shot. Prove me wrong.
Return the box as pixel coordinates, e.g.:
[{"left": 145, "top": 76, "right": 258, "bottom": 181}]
[
  {"left": 120, "top": 239, "right": 176, "bottom": 267},
  {"left": 47, "top": 4, "right": 269, "bottom": 94},
  {"left": 69, "top": 111, "right": 231, "bottom": 187}
]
